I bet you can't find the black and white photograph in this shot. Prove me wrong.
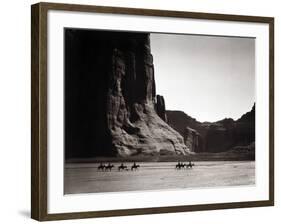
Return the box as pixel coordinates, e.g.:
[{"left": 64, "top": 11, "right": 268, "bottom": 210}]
[
  {"left": 28, "top": 2, "right": 275, "bottom": 221},
  {"left": 64, "top": 29, "right": 255, "bottom": 194}
]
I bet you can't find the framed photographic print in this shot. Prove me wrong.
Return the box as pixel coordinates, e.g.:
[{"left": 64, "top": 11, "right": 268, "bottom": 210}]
[{"left": 31, "top": 2, "right": 274, "bottom": 221}]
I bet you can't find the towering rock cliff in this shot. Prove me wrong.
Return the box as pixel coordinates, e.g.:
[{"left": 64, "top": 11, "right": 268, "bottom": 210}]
[{"left": 65, "top": 29, "right": 188, "bottom": 159}]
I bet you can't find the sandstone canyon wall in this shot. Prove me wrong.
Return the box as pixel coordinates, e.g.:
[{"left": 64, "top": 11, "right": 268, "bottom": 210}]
[
  {"left": 65, "top": 29, "right": 188, "bottom": 159},
  {"left": 183, "top": 127, "right": 202, "bottom": 153},
  {"left": 167, "top": 105, "right": 255, "bottom": 153}
]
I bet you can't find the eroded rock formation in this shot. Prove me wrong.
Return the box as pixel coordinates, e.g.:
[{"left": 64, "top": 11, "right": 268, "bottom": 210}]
[
  {"left": 107, "top": 35, "right": 188, "bottom": 157},
  {"left": 184, "top": 127, "right": 202, "bottom": 152},
  {"left": 155, "top": 95, "right": 168, "bottom": 122},
  {"left": 167, "top": 105, "right": 255, "bottom": 153},
  {"left": 65, "top": 29, "right": 188, "bottom": 158}
]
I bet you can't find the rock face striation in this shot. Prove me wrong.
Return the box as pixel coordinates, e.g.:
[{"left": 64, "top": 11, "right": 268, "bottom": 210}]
[
  {"left": 155, "top": 95, "right": 168, "bottom": 122},
  {"left": 65, "top": 29, "right": 188, "bottom": 159},
  {"left": 183, "top": 127, "right": 202, "bottom": 153},
  {"left": 167, "top": 105, "right": 255, "bottom": 153}
]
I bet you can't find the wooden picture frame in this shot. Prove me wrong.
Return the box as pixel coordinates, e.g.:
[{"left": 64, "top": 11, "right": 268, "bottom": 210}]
[{"left": 31, "top": 2, "right": 274, "bottom": 221}]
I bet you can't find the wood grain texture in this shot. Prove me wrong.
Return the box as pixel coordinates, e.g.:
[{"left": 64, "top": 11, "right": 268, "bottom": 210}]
[
  {"left": 269, "top": 19, "right": 274, "bottom": 204},
  {"left": 31, "top": 3, "right": 48, "bottom": 221},
  {"left": 37, "top": 2, "right": 273, "bottom": 23},
  {"left": 31, "top": 3, "right": 40, "bottom": 220},
  {"left": 31, "top": 2, "right": 274, "bottom": 221}
]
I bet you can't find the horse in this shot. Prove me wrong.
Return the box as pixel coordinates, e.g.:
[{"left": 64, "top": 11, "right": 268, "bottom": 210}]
[
  {"left": 105, "top": 163, "right": 114, "bottom": 171},
  {"left": 186, "top": 161, "right": 195, "bottom": 169},
  {"left": 118, "top": 163, "right": 128, "bottom": 171},
  {"left": 131, "top": 162, "right": 140, "bottom": 171},
  {"left": 175, "top": 162, "right": 185, "bottom": 170},
  {"left": 97, "top": 163, "right": 105, "bottom": 171}
]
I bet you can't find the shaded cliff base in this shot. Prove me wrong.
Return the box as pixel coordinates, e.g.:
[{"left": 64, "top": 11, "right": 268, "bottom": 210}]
[{"left": 66, "top": 145, "right": 255, "bottom": 163}]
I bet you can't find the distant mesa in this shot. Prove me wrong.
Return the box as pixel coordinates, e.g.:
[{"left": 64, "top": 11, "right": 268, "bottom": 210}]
[{"left": 166, "top": 104, "right": 255, "bottom": 153}]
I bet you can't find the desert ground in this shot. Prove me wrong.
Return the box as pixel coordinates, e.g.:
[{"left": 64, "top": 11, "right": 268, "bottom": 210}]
[{"left": 64, "top": 161, "right": 255, "bottom": 194}]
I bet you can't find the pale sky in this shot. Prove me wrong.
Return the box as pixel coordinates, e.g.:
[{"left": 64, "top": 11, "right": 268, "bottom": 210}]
[{"left": 150, "top": 33, "right": 255, "bottom": 122}]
